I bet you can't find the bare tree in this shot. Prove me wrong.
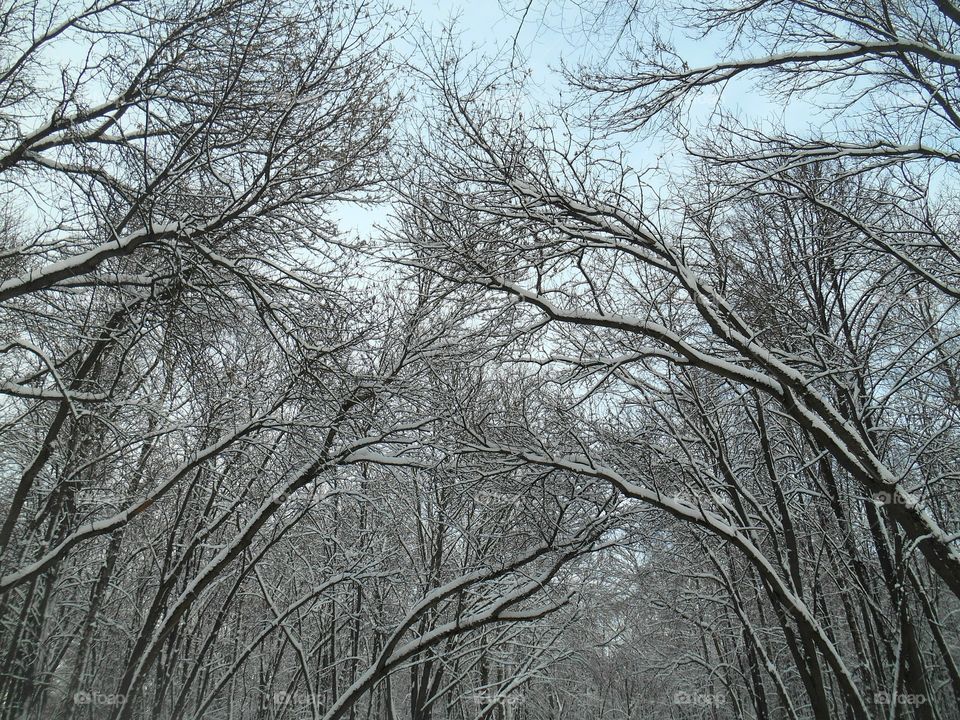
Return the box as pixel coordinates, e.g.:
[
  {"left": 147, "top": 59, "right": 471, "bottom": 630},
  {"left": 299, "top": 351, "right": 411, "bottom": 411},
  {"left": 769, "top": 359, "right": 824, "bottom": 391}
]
[{"left": 398, "top": 3, "right": 960, "bottom": 716}]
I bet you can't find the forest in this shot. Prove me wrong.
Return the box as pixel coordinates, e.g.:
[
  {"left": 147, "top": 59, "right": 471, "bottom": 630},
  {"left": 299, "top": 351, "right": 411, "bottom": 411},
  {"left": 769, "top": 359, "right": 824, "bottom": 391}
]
[{"left": 1, "top": 0, "right": 959, "bottom": 718}]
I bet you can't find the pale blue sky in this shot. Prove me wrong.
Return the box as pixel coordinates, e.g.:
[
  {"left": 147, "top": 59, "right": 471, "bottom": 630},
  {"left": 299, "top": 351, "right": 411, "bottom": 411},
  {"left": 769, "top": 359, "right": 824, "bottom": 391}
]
[
  {"left": 335, "top": 0, "right": 655, "bottom": 236},
  {"left": 333, "top": 0, "right": 788, "bottom": 237}
]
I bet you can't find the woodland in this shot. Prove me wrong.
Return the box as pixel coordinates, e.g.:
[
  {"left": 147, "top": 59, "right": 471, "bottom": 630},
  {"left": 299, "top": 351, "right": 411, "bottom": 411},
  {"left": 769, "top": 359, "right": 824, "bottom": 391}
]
[{"left": 1, "top": 0, "right": 960, "bottom": 718}]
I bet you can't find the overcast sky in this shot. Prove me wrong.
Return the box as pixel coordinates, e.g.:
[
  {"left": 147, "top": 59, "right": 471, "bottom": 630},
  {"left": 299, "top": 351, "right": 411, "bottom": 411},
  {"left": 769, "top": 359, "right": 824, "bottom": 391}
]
[
  {"left": 335, "top": 0, "right": 649, "bottom": 236},
  {"left": 333, "top": 0, "right": 787, "bottom": 237}
]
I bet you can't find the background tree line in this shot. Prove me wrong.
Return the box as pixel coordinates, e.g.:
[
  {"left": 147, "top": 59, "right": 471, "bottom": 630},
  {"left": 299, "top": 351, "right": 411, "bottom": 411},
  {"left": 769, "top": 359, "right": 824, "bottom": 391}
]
[{"left": 1, "top": 0, "right": 959, "bottom": 718}]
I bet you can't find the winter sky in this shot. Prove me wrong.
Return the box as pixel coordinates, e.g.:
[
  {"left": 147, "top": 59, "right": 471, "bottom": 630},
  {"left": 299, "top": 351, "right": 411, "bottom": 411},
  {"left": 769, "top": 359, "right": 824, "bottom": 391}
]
[{"left": 334, "top": 0, "right": 791, "bottom": 237}]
